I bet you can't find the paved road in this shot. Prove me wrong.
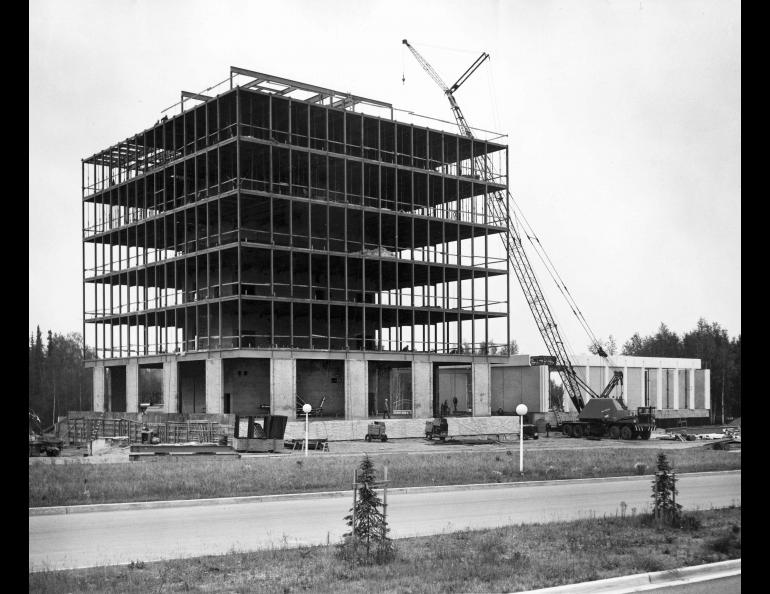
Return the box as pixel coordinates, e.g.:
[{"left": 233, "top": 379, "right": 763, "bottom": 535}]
[{"left": 29, "top": 471, "right": 740, "bottom": 572}]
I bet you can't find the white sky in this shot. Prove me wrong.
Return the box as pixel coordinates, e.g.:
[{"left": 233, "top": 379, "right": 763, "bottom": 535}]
[{"left": 28, "top": 0, "right": 740, "bottom": 354}]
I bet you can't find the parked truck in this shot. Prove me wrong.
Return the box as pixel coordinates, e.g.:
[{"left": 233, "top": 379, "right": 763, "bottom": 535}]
[{"left": 560, "top": 398, "right": 655, "bottom": 440}]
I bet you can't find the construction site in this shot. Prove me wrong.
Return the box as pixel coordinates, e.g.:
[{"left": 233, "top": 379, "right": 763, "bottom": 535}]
[{"left": 45, "top": 56, "right": 718, "bottom": 456}]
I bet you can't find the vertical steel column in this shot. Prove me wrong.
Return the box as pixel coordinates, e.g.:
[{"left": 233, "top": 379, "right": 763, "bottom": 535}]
[
  {"left": 505, "top": 146, "right": 510, "bottom": 351},
  {"left": 236, "top": 89, "right": 242, "bottom": 349},
  {"left": 81, "top": 160, "right": 87, "bottom": 359},
  {"left": 343, "top": 114, "right": 349, "bottom": 348},
  {"left": 409, "top": 129, "right": 416, "bottom": 350},
  {"left": 377, "top": 120, "right": 383, "bottom": 350}
]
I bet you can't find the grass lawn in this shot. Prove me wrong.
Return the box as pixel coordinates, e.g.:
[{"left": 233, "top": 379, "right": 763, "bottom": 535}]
[
  {"left": 28, "top": 506, "right": 741, "bottom": 593},
  {"left": 29, "top": 448, "right": 739, "bottom": 507}
]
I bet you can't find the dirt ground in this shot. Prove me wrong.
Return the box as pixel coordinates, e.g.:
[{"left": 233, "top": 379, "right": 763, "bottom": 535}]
[{"left": 29, "top": 425, "right": 738, "bottom": 465}]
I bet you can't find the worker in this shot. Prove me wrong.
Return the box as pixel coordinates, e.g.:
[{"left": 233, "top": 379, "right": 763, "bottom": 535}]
[
  {"left": 453, "top": 396, "right": 458, "bottom": 414},
  {"left": 383, "top": 398, "right": 390, "bottom": 419}
]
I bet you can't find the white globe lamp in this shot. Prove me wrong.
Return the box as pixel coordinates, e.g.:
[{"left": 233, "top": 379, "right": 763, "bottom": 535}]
[
  {"left": 516, "top": 404, "right": 528, "bottom": 475},
  {"left": 302, "top": 403, "right": 312, "bottom": 456}
]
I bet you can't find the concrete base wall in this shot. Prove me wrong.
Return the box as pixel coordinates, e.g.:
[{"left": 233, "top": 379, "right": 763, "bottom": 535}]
[{"left": 283, "top": 416, "right": 519, "bottom": 441}]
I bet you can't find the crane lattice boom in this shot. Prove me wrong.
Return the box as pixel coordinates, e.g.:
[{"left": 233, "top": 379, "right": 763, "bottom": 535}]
[{"left": 403, "top": 38, "right": 618, "bottom": 413}]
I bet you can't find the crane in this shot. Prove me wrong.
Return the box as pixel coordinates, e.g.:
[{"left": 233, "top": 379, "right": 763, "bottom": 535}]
[
  {"left": 402, "top": 39, "right": 621, "bottom": 414},
  {"left": 402, "top": 40, "right": 488, "bottom": 139}
]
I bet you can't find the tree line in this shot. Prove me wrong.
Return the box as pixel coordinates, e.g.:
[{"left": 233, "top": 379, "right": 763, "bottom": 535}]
[
  {"left": 553, "top": 318, "right": 740, "bottom": 421},
  {"left": 28, "top": 327, "right": 93, "bottom": 428},
  {"left": 620, "top": 318, "right": 740, "bottom": 422}
]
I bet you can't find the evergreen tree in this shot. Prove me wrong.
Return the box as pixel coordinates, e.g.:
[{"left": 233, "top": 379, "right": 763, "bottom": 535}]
[
  {"left": 338, "top": 455, "right": 394, "bottom": 564},
  {"left": 651, "top": 451, "right": 682, "bottom": 525}
]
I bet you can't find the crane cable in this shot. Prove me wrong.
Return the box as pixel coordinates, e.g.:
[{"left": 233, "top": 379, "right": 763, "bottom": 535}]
[
  {"left": 510, "top": 198, "right": 620, "bottom": 381},
  {"left": 401, "top": 43, "right": 406, "bottom": 84},
  {"left": 508, "top": 195, "right": 604, "bottom": 350}
]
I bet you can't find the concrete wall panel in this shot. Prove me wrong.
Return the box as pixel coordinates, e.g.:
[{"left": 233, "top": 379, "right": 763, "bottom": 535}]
[
  {"left": 93, "top": 366, "right": 105, "bottom": 412},
  {"left": 223, "top": 359, "right": 270, "bottom": 415},
  {"left": 694, "top": 369, "right": 706, "bottom": 409},
  {"left": 126, "top": 360, "right": 139, "bottom": 413},
  {"left": 296, "top": 360, "right": 345, "bottom": 417},
  {"left": 179, "top": 361, "right": 206, "bottom": 413},
  {"left": 472, "top": 362, "right": 491, "bottom": 416},
  {"left": 491, "top": 366, "right": 543, "bottom": 414},
  {"left": 205, "top": 358, "right": 223, "bottom": 414},
  {"left": 271, "top": 358, "right": 296, "bottom": 418},
  {"left": 625, "top": 368, "right": 642, "bottom": 408},
  {"left": 413, "top": 361, "right": 433, "bottom": 419},
  {"left": 163, "top": 361, "right": 178, "bottom": 414},
  {"left": 345, "top": 358, "right": 368, "bottom": 419}
]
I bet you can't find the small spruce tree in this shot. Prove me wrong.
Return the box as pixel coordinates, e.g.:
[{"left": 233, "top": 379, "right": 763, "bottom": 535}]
[
  {"left": 337, "top": 454, "right": 395, "bottom": 564},
  {"left": 651, "top": 451, "right": 682, "bottom": 525}
]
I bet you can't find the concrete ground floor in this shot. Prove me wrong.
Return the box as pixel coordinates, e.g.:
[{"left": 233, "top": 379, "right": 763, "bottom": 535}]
[
  {"left": 87, "top": 350, "right": 543, "bottom": 421},
  {"left": 85, "top": 350, "right": 711, "bottom": 426}
]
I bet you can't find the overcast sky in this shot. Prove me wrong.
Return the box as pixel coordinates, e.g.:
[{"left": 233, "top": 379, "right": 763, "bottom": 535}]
[{"left": 29, "top": 0, "right": 740, "bottom": 354}]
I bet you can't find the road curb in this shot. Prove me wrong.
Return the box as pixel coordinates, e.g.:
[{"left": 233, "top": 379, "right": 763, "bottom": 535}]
[
  {"left": 29, "top": 470, "right": 740, "bottom": 516},
  {"left": 516, "top": 559, "right": 741, "bottom": 593}
]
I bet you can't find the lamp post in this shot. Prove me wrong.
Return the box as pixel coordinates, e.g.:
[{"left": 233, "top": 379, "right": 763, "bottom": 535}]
[
  {"left": 516, "top": 403, "right": 528, "bottom": 475},
  {"left": 302, "top": 403, "right": 312, "bottom": 457}
]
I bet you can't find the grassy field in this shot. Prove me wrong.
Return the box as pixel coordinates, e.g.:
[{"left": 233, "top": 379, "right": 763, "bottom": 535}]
[
  {"left": 28, "top": 506, "right": 741, "bottom": 593},
  {"left": 29, "top": 448, "right": 740, "bottom": 507}
]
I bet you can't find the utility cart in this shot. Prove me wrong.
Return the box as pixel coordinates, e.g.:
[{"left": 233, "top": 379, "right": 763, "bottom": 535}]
[
  {"left": 425, "top": 418, "right": 449, "bottom": 441},
  {"left": 365, "top": 421, "right": 388, "bottom": 442}
]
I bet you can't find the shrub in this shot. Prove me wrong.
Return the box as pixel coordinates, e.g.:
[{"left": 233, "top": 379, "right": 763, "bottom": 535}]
[
  {"left": 707, "top": 534, "right": 734, "bottom": 555},
  {"left": 677, "top": 513, "right": 702, "bottom": 531}
]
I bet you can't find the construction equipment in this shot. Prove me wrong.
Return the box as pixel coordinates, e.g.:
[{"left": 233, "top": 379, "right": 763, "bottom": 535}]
[
  {"left": 561, "top": 398, "right": 655, "bottom": 440},
  {"left": 402, "top": 39, "right": 488, "bottom": 139},
  {"left": 521, "top": 420, "right": 539, "bottom": 440},
  {"left": 365, "top": 421, "right": 388, "bottom": 442},
  {"left": 29, "top": 409, "right": 63, "bottom": 457},
  {"left": 296, "top": 394, "right": 326, "bottom": 417},
  {"left": 403, "top": 39, "right": 651, "bottom": 436},
  {"left": 425, "top": 417, "right": 449, "bottom": 441}
]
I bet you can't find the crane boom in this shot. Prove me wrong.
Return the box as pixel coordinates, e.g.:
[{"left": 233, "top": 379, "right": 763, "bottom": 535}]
[
  {"left": 486, "top": 191, "right": 588, "bottom": 411},
  {"left": 402, "top": 39, "right": 488, "bottom": 138},
  {"left": 402, "top": 38, "right": 617, "bottom": 412}
]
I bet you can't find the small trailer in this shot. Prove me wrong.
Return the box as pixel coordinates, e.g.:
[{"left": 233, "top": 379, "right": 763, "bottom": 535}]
[{"left": 365, "top": 421, "right": 388, "bottom": 442}]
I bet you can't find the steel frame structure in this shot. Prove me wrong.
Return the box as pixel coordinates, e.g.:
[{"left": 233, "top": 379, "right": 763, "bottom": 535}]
[{"left": 82, "top": 71, "right": 510, "bottom": 361}]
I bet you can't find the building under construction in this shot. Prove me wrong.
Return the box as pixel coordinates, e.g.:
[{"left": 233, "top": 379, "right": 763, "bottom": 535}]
[
  {"left": 82, "top": 66, "right": 712, "bottom": 429},
  {"left": 83, "top": 67, "right": 519, "bottom": 420}
]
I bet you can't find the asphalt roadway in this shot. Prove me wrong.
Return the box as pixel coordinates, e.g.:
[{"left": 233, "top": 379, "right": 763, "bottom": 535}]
[{"left": 29, "top": 470, "right": 740, "bottom": 573}]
